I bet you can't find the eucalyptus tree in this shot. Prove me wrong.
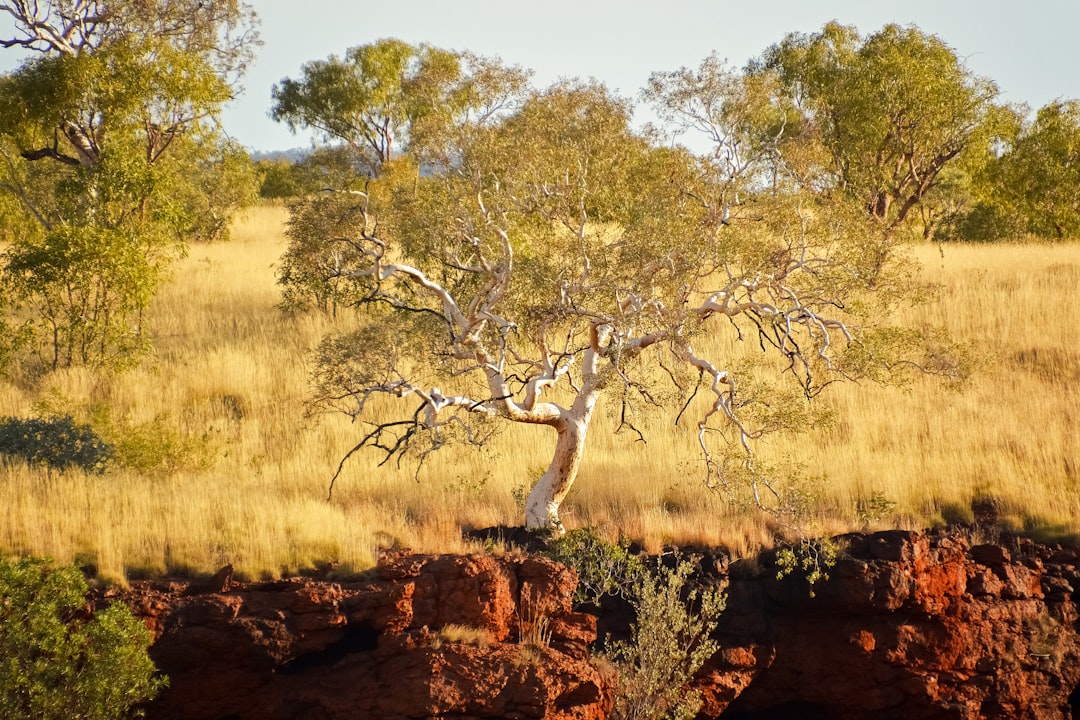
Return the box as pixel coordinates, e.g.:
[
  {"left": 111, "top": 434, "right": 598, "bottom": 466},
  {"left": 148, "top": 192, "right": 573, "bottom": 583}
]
[
  {"left": 271, "top": 38, "right": 531, "bottom": 178},
  {"left": 0, "top": 0, "right": 260, "bottom": 368},
  {"left": 272, "top": 40, "right": 531, "bottom": 313},
  {"left": 756, "top": 22, "right": 1001, "bottom": 234},
  {"left": 0, "top": 0, "right": 258, "bottom": 169},
  {"left": 985, "top": 100, "right": 1080, "bottom": 240},
  {"left": 306, "top": 70, "right": 950, "bottom": 531}
]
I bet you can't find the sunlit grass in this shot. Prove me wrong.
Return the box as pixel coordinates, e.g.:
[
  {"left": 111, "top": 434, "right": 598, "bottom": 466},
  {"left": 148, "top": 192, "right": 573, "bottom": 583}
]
[
  {"left": 0, "top": 205, "right": 1077, "bottom": 582},
  {"left": 804, "top": 242, "right": 1080, "bottom": 536}
]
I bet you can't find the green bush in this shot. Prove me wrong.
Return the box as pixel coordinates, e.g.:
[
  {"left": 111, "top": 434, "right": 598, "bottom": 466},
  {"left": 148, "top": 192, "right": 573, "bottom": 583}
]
[
  {"left": 603, "top": 558, "right": 726, "bottom": 720},
  {"left": 544, "top": 527, "right": 645, "bottom": 606},
  {"left": 27, "top": 397, "right": 218, "bottom": 475},
  {"left": 544, "top": 529, "right": 725, "bottom": 720},
  {"left": 0, "top": 415, "right": 114, "bottom": 474},
  {"left": 0, "top": 556, "right": 166, "bottom": 719},
  {"left": 775, "top": 536, "right": 842, "bottom": 596},
  {"left": 92, "top": 410, "right": 216, "bottom": 475}
]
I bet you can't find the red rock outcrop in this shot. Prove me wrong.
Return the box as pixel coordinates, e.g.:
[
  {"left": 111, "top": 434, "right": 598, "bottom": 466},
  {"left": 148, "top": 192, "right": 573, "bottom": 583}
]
[
  {"left": 98, "top": 551, "right": 609, "bottom": 720},
  {"left": 701, "top": 529, "right": 1080, "bottom": 719},
  {"left": 97, "top": 530, "right": 1080, "bottom": 720}
]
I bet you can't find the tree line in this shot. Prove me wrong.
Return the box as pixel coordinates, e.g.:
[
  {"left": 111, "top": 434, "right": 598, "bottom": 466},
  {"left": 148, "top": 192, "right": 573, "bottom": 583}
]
[
  {"left": 262, "top": 26, "right": 1080, "bottom": 245},
  {"left": 1, "top": 8, "right": 1076, "bottom": 374}
]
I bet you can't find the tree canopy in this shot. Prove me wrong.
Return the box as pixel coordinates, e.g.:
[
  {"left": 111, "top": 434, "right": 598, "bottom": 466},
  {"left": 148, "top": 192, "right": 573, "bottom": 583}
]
[
  {"left": 271, "top": 38, "right": 530, "bottom": 178},
  {"left": 282, "top": 42, "right": 959, "bottom": 530},
  {"left": 984, "top": 100, "right": 1080, "bottom": 240},
  {"left": 0, "top": 0, "right": 261, "bottom": 369},
  {"left": 755, "top": 22, "right": 1001, "bottom": 234},
  {"left": 0, "top": 0, "right": 258, "bottom": 168}
]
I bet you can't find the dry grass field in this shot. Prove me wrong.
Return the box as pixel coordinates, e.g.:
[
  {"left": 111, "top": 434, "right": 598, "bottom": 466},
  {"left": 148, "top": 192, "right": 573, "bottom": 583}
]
[{"left": 0, "top": 204, "right": 1077, "bottom": 583}]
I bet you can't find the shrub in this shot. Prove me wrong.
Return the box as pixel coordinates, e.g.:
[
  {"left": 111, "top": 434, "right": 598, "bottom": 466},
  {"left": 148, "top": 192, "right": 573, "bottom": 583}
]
[
  {"left": 602, "top": 558, "right": 726, "bottom": 720},
  {"left": 544, "top": 527, "right": 645, "bottom": 606},
  {"left": 0, "top": 555, "right": 166, "bottom": 719},
  {"left": 545, "top": 530, "right": 725, "bottom": 720},
  {"left": 27, "top": 398, "right": 218, "bottom": 475},
  {"left": 0, "top": 415, "right": 114, "bottom": 474},
  {"left": 774, "top": 536, "right": 842, "bottom": 596},
  {"left": 95, "top": 413, "right": 216, "bottom": 475}
]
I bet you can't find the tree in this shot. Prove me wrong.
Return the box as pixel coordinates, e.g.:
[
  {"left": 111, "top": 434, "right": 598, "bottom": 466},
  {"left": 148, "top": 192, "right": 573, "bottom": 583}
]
[
  {"left": 272, "top": 40, "right": 530, "bottom": 314},
  {"left": 0, "top": 555, "right": 165, "bottom": 720},
  {"left": 255, "top": 148, "right": 361, "bottom": 201},
  {"left": 270, "top": 38, "right": 530, "bottom": 178},
  {"left": 276, "top": 163, "right": 404, "bottom": 315},
  {"left": 0, "top": 0, "right": 260, "bottom": 368},
  {"left": 302, "top": 70, "right": 952, "bottom": 531},
  {"left": 0, "top": 0, "right": 257, "bottom": 169},
  {"left": 168, "top": 138, "right": 259, "bottom": 243},
  {"left": 983, "top": 100, "right": 1080, "bottom": 240},
  {"left": 257, "top": 157, "right": 301, "bottom": 200},
  {"left": 757, "top": 22, "right": 1001, "bottom": 234},
  {"left": 2, "top": 218, "right": 164, "bottom": 368}
]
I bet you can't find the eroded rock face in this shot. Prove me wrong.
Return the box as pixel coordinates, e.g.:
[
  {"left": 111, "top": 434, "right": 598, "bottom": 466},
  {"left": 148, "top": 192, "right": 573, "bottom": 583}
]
[
  {"left": 704, "top": 530, "right": 1080, "bottom": 720},
  {"left": 99, "top": 552, "right": 609, "bottom": 720},
  {"left": 98, "top": 530, "right": 1080, "bottom": 720}
]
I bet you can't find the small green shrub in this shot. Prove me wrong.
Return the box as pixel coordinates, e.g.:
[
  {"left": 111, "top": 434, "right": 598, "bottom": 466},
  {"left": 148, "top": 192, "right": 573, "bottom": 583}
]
[
  {"left": 603, "top": 558, "right": 726, "bottom": 720},
  {"left": 30, "top": 397, "right": 218, "bottom": 475},
  {"left": 102, "top": 415, "right": 216, "bottom": 475},
  {"left": 544, "top": 530, "right": 727, "bottom": 718},
  {"left": 0, "top": 555, "right": 166, "bottom": 719},
  {"left": 0, "top": 415, "right": 114, "bottom": 474},
  {"left": 856, "top": 491, "right": 898, "bottom": 525},
  {"left": 775, "top": 536, "right": 842, "bottom": 596},
  {"left": 544, "top": 527, "right": 645, "bottom": 606}
]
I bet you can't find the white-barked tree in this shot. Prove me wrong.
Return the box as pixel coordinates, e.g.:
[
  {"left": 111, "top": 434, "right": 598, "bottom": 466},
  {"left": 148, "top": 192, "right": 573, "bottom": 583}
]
[{"left": 290, "top": 68, "right": 952, "bottom": 531}]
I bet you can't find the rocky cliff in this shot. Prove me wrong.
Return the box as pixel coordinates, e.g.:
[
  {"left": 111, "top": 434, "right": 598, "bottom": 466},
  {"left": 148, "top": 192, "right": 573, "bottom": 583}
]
[
  {"left": 98, "top": 529, "right": 1080, "bottom": 719},
  {"left": 704, "top": 529, "right": 1080, "bottom": 719},
  {"left": 102, "top": 552, "right": 609, "bottom": 720}
]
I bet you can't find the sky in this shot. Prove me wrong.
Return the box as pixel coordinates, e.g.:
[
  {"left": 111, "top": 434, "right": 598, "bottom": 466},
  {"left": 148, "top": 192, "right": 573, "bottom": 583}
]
[{"left": 3, "top": 0, "right": 1080, "bottom": 152}]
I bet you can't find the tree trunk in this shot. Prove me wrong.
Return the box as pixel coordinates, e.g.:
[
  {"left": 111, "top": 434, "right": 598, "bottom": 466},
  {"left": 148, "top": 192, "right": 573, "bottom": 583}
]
[{"left": 524, "top": 401, "right": 597, "bottom": 531}]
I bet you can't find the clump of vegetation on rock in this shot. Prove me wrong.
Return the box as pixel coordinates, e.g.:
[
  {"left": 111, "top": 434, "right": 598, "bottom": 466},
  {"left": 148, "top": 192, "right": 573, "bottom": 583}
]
[
  {"left": 547, "top": 528, "right": 724, "bottom": 720},
  {"left": 0, "top": 555, "right": 166, "bottom": 720},
  {"left": 603, "top": 556, "right": 726, "bottom": 720},
  {"left": 544, "top": 527, "right": 645, "bottom": 606}
]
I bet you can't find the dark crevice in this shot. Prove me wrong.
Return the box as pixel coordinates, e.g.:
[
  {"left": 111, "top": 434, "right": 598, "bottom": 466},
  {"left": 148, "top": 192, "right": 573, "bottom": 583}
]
[{"left": 278, "top": 622, "right": 378, "bottom": 674}]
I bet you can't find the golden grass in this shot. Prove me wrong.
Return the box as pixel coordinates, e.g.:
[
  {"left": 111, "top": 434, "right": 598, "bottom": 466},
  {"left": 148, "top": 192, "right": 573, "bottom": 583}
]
[
  {"left": 0, "top": 205, "right": 1077, "bottom": 582},
  {"left": 434, "top": 624, "right": 492, "bottom": 649},
  {"left": 807, "top": 243, "right": 1080, "bottom": 535}
]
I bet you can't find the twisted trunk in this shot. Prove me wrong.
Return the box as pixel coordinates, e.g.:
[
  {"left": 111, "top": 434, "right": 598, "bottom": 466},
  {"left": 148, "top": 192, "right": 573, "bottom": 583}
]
[{"left": 524, "top": 397, "right": 598, "bottom": 531}]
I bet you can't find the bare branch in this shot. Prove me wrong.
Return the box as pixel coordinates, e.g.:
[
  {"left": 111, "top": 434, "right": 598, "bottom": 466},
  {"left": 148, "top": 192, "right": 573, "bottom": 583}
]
[
  {"left": 326, "top": 415, "right": 421, "bottom": 501},
  {"left": 673, "top": 342, "right": 758, "bottom": 490},
  {"left": 0, "top": 0, "right": 91, "bottom": 54}
]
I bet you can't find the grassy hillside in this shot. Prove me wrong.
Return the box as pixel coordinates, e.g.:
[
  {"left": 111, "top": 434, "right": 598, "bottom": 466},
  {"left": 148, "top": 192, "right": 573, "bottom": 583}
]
[{"left": 0, "top": 205, "right": 1077, "bottom": 582}]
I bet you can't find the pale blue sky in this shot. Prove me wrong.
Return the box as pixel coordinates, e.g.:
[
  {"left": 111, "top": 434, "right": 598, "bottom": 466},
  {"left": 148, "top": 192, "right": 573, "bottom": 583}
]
[{"left": 3, "top": 1, "right": 1079, "bottom": 151}]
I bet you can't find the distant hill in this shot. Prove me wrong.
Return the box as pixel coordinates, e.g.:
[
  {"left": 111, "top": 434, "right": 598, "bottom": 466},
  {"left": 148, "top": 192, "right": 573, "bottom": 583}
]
[{"left": 250, "top": 148, "right": 310, "bottom": 163}]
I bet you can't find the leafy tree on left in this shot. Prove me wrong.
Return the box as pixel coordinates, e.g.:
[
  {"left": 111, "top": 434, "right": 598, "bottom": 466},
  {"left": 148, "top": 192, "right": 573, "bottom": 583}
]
[{"left": 0, "top": 0, "right": 260, "bottom": 370}]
